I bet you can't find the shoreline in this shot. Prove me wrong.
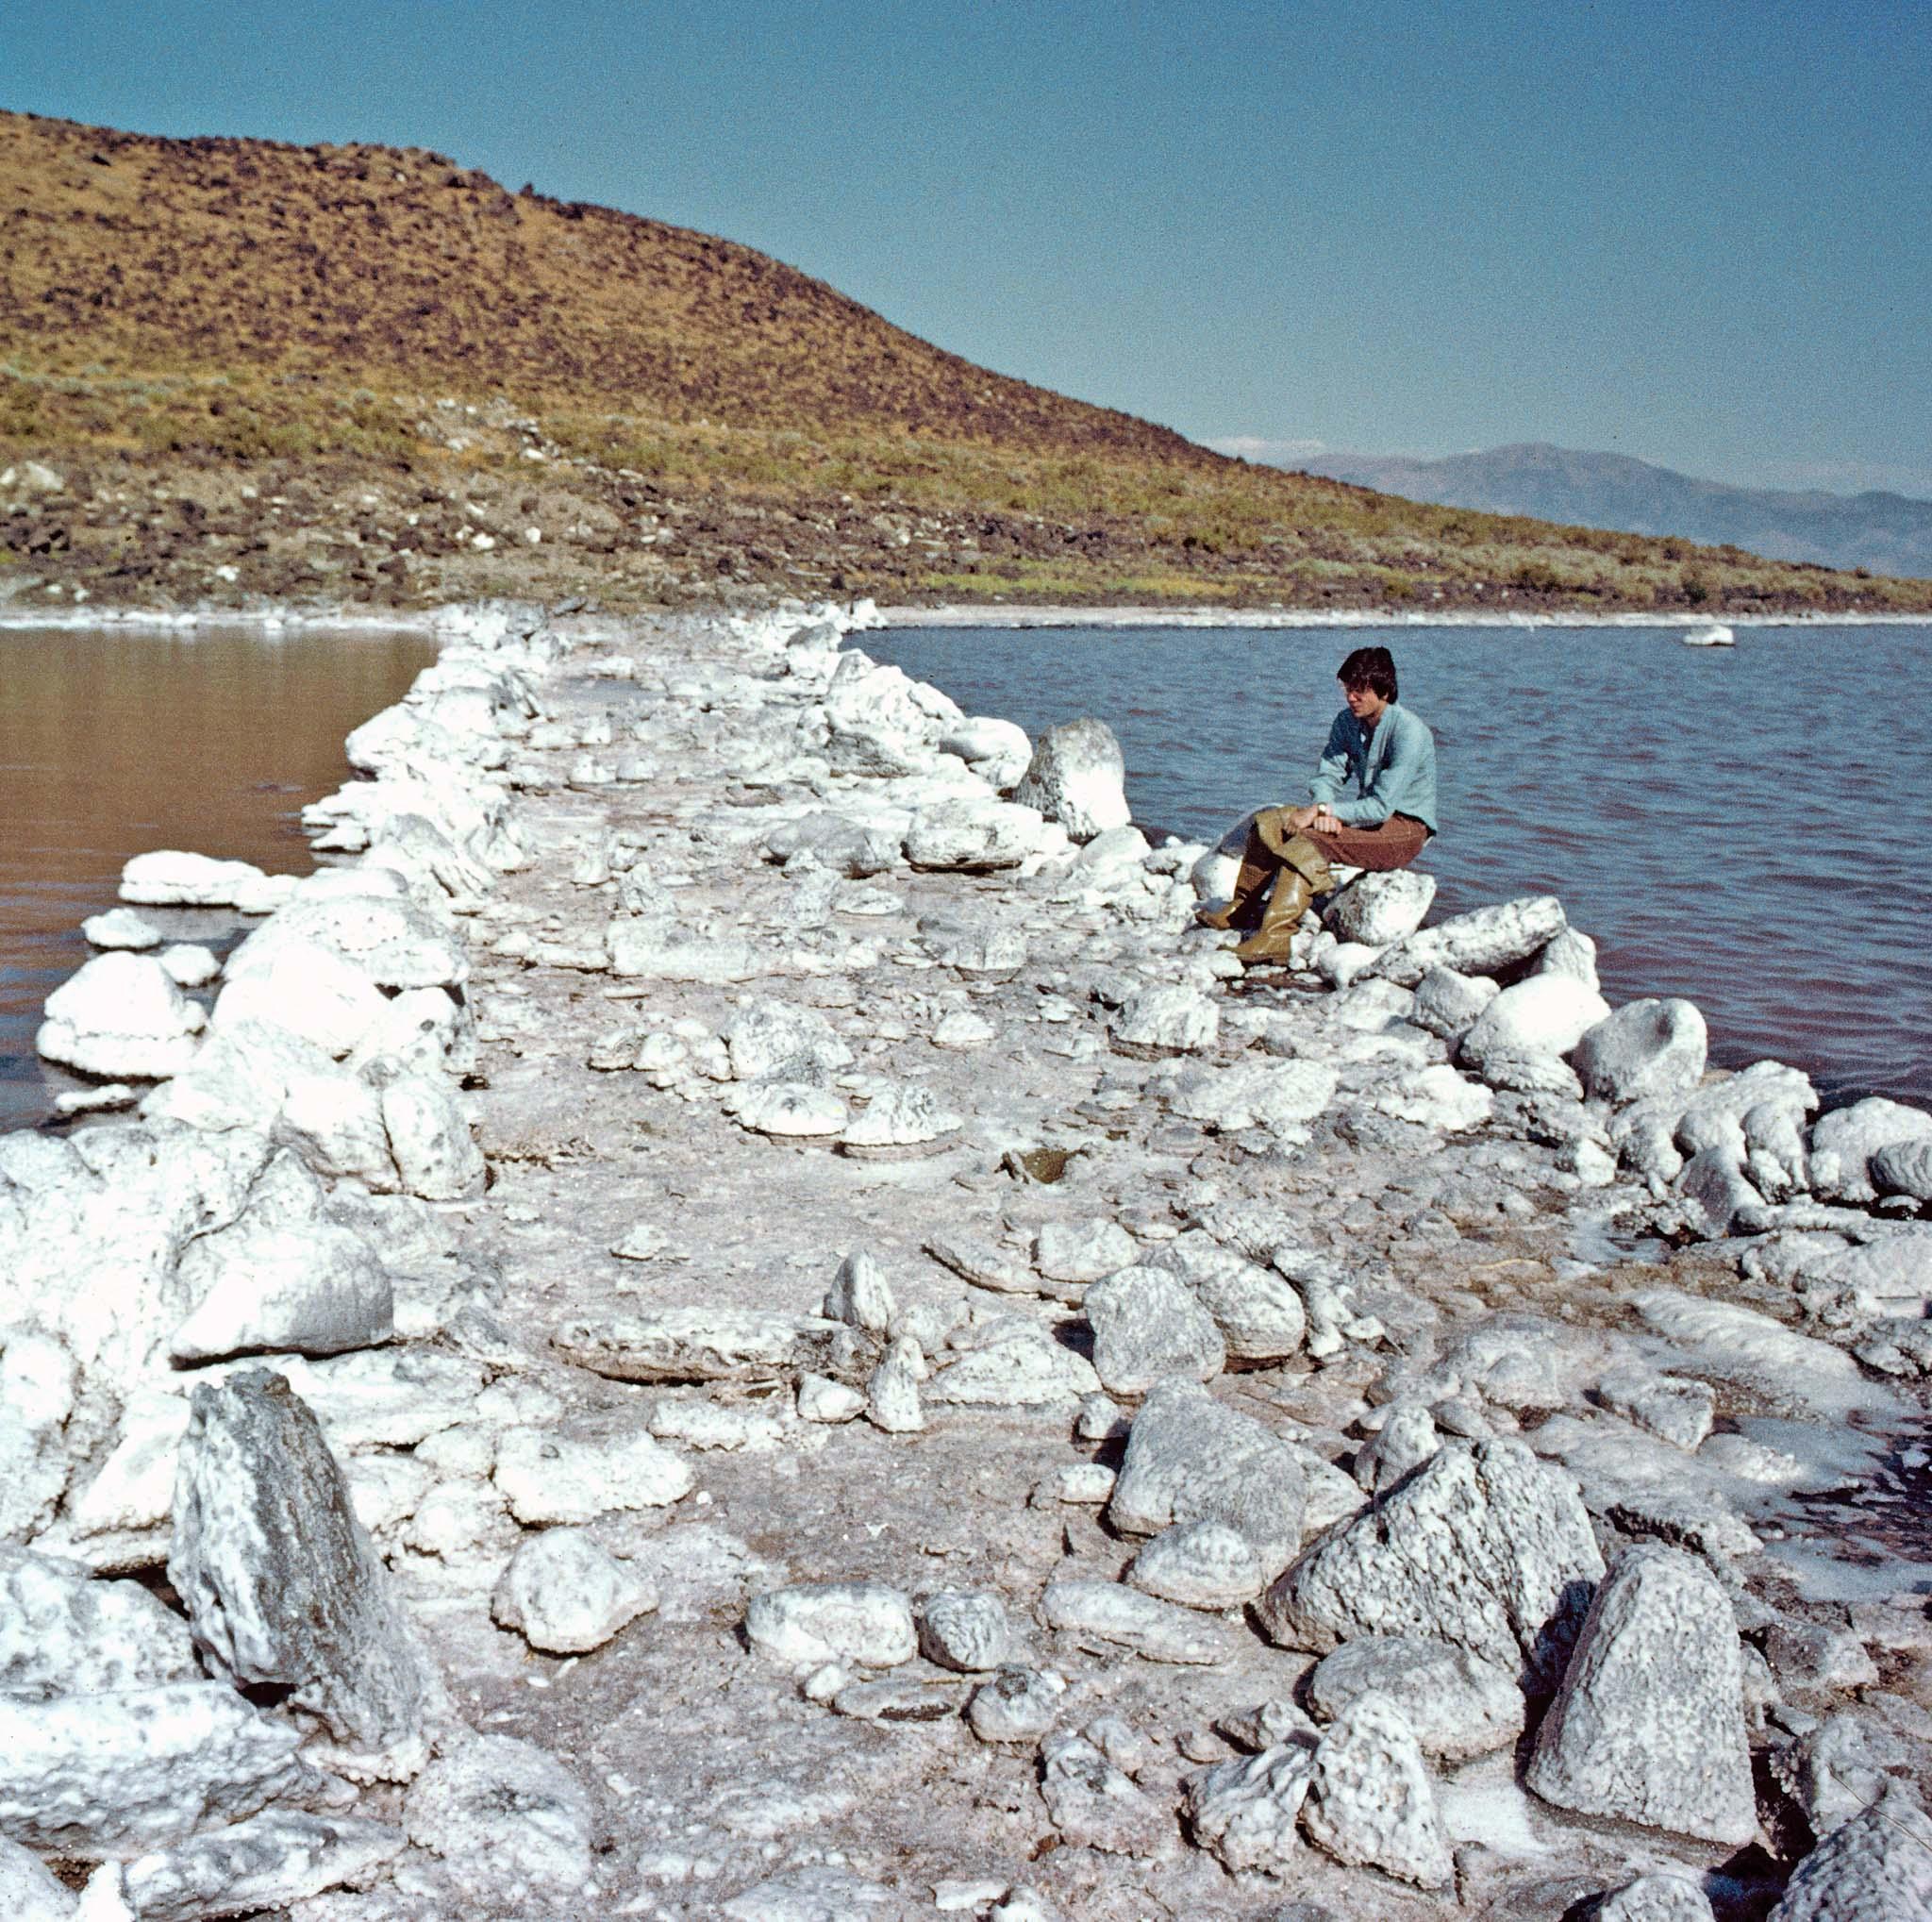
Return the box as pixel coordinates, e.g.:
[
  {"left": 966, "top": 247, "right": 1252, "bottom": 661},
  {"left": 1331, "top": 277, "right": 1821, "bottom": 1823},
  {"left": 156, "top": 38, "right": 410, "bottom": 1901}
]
[
  {"left": 6, "top": 594, "right": 1932, "bottom": 637},
  {"left": 3, "top": 596, "right": 1931, "bottom": 1917}
]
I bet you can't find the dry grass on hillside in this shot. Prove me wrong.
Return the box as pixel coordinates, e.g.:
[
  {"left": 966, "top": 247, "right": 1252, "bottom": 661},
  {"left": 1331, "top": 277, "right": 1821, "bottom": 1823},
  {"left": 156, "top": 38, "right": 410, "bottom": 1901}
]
[{"left": 4, "top": 108, "right": 1927, "bottom": 614}]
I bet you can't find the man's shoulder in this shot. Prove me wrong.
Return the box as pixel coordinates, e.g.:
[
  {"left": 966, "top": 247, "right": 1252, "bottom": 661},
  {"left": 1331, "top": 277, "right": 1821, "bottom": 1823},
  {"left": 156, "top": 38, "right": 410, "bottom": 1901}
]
[{"left": 1391, "top": 702, "right": 1434, "bottom": 744}]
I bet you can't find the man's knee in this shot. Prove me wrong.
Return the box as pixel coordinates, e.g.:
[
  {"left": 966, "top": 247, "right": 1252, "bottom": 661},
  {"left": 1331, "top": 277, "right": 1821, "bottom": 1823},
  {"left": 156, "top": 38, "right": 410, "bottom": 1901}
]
[{"left": 1253, "top": 808, "right": 1296, "bottom": 858}]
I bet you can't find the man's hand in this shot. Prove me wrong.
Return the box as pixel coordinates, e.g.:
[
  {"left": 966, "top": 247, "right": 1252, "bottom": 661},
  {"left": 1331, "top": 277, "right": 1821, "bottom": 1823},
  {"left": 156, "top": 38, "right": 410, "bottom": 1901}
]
[{"left": 1291, "top": 803, "right": 1341, "bottom": 835}]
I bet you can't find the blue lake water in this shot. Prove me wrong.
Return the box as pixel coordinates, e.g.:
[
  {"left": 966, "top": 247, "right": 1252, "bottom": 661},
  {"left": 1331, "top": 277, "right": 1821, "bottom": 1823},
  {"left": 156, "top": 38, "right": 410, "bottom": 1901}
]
[{"left": 867, "top": 622, "right": 1932, "bottom": 1109}]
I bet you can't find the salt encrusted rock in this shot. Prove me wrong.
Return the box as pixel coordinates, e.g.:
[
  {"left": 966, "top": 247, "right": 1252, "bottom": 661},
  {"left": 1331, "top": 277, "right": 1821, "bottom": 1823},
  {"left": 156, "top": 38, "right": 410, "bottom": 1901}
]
[
  {"left": 728, "top": 1081, "right": 849, "bottom": 1138},
  {"left": 1873, "top": 1137, "right": 1932, "bottom": 1203},
  {"left": 554, "top": 1309, "right": 845, "bottom": 1384},
  {"left": 167, "top": 1151, "right": 393, "bottom": 1364},
  {"left": 1373, "top": 1062, "right": 1495, "bottom": 1133},
  {"left": 1460, "top": 976, "right": 1611, "bottom": 1067},
  {"left": 1144, "top": 1236, "right": 1307, "bottom": 1361},
  {"left": 1162, "top": 1058, "right": 1338, "bottom": 1133},
  {"left": 918, "top": 1591, "right": 1012, "bottom": 1672},
  {"left": 1108, "top": 1378, "right": 1307, "bottom": 1569},
  {"left": 840, "top": 1083, "right": 962, "bottom": 1154},
  {"left": 968, "top": 1665, "right": 1066, "bottom": 1744},
  {"left": 1476, "top": 1047, "right": 1586, "bottom": 1098},
  {"left": 1536, "top": 925, "right": 1603, "bottom": 992},
  {"left": 823, "top": 1250, "right": 895, "bottom": 1333},
  {"left": 81, "top": 908, "right": 163, "bottom": 952},
  {"left": 1369, "top": 895, "right": 1566, "bottom": 987},
  {"left": 1039, "top": 1731, "right": 1169, "bottom": 1857},
  {"left": 917, "top": 912, "right": 1028, "bottom": 975},
  {"left": 38, "top": 953, "right": 207, "bottom": 1080},
  {"left": 492, "top": 1424, "right": 692, "bottom": 1523},
  {"left": 1040, "top": 1577, "right": 1235, "bottom": 1663},
  {"left": 1307, "top": 1636, "right": 1524, "bottom": 1760},
  {"left": 1811, "top": 1097, "right": 1932, "bottom": 1204},
  {"left": 0, "top": 1835, "right": 73, "bottom": 1920},
  {"left": 940, "top": 713, "right": 1032, "bottom": 784},
  {"left": 797, "top": 1374, "right": 865, "bottom": 1423},
  {"left": 931, "top": 1009, "right": 995, "bottom": 1050},
  {"left": 1595, "top": 1876, "right": 1717, "bottom": 1922},
  {"left": 1184, "top": 1740, "right": 1316, "bottom": 1873},
  {"left": 1408, "top": 964, "right": 1500, "bottom": 1041},
  {"left": 1769, "top": 1781, "right": 1932, "bottom": 1919},
  {"left": 120, "top": 851, "right": 268, "bottom": 909},
  {"left": 1353, "top": 1401, "right": 1441, "bottom": 1495},
  {"left": 1525, "top": 1545, "right": 1754, "bottom": 1843},
  {"left": 0, "top": 1683, "right": 308, "bottom": 1856},
  {"left": 1574, "top": 998, "right": 1709, "bottom": 1105},
  {"left": 722, "top": 1867, "right": 911, "bottom": 1920},
  {"left": 109, "top": 1810, "right": 406, "bottom": 1921},
  {"left": 1257, "top": 1437, "right": 1604, "bottom": 1686},
  {"left": 925, "top": 1233, "right": 1036, "bottom": 1295},
  {"left": 902, "top": 799, "right": 1042, "bottom": 871},
  {"left": 0, "top": 1546, "right": 199, "bottom": 1696},
  {"left": 405, "top": 1735, "right": 592, "bottom": 1912},
  {"left": 1108, "top": 985, "right": 1218, "bottom": 1058},
  {"left": 763, "top": 810, "right": 898, "bottom": 877},
  {"left": 1126, "top": 1520, "right": 1265, "bottom": 1610},
  {"left": 168, "top": 1370, "right": 437, "bottom": 1766},
  {"left": 1596, "top": 1368, "right": 1716, "bottom": 1451},
  {"left": 209, "top": 940, "right": 387, "bottom": 1057},
  {"left": 491, "top": 1528, "right": 658, "bottom": 1654},
  {"left": 379, "top": 1075, "right": 484, "bottom": 1199},
  {"left": 607, "top": 920, "right": 759, "bottom": 982},
  {"left": 1302, "top": 1694, "right": 1453, "bottom": 1888},
  {"left": 1761, "top": 1618, "right": 1879, "bottom": 1694},
  {"left": 1011, "top": 718, "right": 1131, "bottom": 844},
  {"left": 928, "top": 1323, "right": 1100, "bottom": 1408},
  {"left": 229, "top": 895, "right": 467, "bottom": 994},
  {"left": 1036, "top": 1218, "right": 1138, "bottom": 1283},
  {"left": 723, "top": 998, "right": 854, "bottom": 1083},
  {"left": 1633, "top": 1289, "right": 1868, "bottom": 1412},
  {"left": 1084, "top": 1267, "right": 1225, "bottom": 1396},
  {"left": 648, "top": 1400, "right": 784, "bottom": 1452},
  {"left": 745, "top": 1582, "right": 917, "bottom": 1668},
  {"left": 1327, "top": 868, "right": 1437, "bottom": 946},
  {"left": 866, "top": 1336, "right": 925, "bottom": 1432}
]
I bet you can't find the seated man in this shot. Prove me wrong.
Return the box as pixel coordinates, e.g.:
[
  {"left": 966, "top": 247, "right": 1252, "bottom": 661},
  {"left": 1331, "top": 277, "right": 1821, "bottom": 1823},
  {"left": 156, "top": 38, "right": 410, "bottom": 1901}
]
[{"left": 1198, "top": 644, "right": 1437, "bottom": 965}]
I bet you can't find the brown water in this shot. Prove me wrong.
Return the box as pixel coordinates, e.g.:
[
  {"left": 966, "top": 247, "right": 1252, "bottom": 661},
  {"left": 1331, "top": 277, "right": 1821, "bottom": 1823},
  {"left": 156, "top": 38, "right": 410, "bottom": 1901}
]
[
  {"left": 0, "top": 622, "right": 437, "bottom": 1129},
  {"left": 869, "top": 621, "right": 1932, "bottom": 1109}
]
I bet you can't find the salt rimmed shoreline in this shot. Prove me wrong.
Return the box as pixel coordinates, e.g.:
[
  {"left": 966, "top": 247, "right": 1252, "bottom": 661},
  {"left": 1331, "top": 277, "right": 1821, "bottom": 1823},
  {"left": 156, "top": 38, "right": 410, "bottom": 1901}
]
[{"left": 2, "top": 596, "right": 1930, "bottom": 1917}]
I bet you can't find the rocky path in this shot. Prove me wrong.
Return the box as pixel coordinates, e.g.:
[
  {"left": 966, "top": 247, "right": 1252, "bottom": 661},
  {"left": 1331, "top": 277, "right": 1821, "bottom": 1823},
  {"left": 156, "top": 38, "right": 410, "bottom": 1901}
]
[{"left": 5, "top": 601, "right": 1932, "bottom": 1921}]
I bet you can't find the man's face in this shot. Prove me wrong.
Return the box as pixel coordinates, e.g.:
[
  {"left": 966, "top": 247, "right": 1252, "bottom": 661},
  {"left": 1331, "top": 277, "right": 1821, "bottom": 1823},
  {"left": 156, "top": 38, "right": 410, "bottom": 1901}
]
[{"left": 1341, "top": 679, "right": 1389, "bottom": 724}]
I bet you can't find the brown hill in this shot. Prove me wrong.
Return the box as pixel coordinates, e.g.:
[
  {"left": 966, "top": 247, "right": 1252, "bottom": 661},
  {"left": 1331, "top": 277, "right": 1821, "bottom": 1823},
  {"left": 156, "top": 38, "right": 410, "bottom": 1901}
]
[{"left": 4, "top": 107, "right": 1927, "bottom": 614}]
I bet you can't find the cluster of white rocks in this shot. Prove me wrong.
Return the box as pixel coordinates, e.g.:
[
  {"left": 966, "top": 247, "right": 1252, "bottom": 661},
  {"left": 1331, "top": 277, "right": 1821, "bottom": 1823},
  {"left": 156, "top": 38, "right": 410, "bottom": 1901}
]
[{"left": 7, "top": 593, "right": 1932, "bottom": 1920}]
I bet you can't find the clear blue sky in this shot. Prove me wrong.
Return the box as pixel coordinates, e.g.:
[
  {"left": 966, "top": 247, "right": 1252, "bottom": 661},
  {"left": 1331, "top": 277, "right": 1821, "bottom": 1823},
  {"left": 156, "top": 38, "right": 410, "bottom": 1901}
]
[{"left": 9, "top": 0, "right": 1929, "bottom": 495}]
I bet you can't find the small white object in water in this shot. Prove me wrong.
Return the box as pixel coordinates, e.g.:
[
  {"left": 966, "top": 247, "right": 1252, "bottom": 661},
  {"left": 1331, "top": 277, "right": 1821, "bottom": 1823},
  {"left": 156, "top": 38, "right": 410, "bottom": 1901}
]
[{"left": 1682, "top": 624, "right": 1735, "bottom": 647}]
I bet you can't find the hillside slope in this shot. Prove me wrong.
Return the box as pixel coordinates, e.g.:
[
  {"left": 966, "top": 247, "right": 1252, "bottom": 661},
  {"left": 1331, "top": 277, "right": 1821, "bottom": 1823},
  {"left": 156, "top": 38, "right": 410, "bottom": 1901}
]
[
  {"left": 1301, "top": 443, "right": 1932, "bottom": 578},
  {"left": 4, "top": 109, "right": 1927, "bottom": 615}
]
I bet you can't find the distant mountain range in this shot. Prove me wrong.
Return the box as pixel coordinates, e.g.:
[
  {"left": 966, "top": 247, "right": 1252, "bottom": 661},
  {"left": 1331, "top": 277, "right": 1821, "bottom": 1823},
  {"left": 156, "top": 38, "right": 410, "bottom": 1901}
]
[{"left": 1295, "top": 443, "right": 1932, "bottom": 579}]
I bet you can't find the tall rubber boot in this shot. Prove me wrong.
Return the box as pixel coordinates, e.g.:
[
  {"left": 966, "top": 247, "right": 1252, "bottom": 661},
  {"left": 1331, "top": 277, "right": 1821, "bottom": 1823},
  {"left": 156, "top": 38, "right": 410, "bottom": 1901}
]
[
  {"left": 1195, "top": 827, "right": 1275, "bottom": 931},
  {"left": 1232, "top": 870, "right": 1315, "bottom": 967}
]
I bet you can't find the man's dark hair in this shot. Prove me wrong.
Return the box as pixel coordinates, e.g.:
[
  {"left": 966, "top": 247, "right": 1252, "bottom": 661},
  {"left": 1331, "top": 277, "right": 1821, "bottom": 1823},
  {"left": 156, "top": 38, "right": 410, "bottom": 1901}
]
[{"left": 1338, "top": 645, "right": 1398, "bottom": 701}]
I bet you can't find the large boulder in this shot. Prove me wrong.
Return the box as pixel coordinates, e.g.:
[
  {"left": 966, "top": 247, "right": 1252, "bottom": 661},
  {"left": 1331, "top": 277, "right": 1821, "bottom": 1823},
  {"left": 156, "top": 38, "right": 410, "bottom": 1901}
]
[
  {"left": 1011, "top": 718, "right": 1131, "bottom": 843},
  {"left": 1459, "top": 976, "right": 1611, "bottom": 1072},
  {"left": 1084, "top": 1268, "right": 1225, "bottom": 1397},
  {"left": 1810, "top": 1098, "right": 1932, "bottom": 1205},
  {"left": 1525, "top": 1545, "right": 1755, "bottom": 1844},
  {"left": 1574, "top": 999, "right": 1708, "bottom": 1105},
  {"left": 120, "top": 851, "right": 270, "bottom": 909},
  {"left": 1368, "top": 895, "right": 1566, "bottom": 987},
  {"left": 1307, "top": 1635, "right": 1524, "bottom": 1761},
  {"left": 1107, "top": 1377, "right": 1306, "bottom": 1570},
  {"left": 902, "top": 799, "right": 1044, "bottom": 871},
  {"left": 1301, "top": 1695, "right": 1453, "bottom": 1888},
  {"left": 1326, "top": 868, "right": 1437, "bottom": 946},
  {"left": 167, "top": 1370, "right": 438, "bottom": 1772},
  {"left": 1769, "top": 1782, "right": 1932, "bottom": 1919},
  {"left": 0, "top": 1684, "right": 308, "bottom": 1858},
  {"left": 1256, "top": 1437, "right": 1604, "bottom": 1687},
  {"left": 37, "top": 954, "right": 206, "bottom": 1080}
]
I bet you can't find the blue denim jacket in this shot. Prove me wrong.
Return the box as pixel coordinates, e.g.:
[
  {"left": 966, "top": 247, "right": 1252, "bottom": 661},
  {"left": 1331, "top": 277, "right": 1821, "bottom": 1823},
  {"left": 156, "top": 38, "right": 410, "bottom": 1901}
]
[{"left": 1307, "top": 701, "right": 1438, "bottom": 833}]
